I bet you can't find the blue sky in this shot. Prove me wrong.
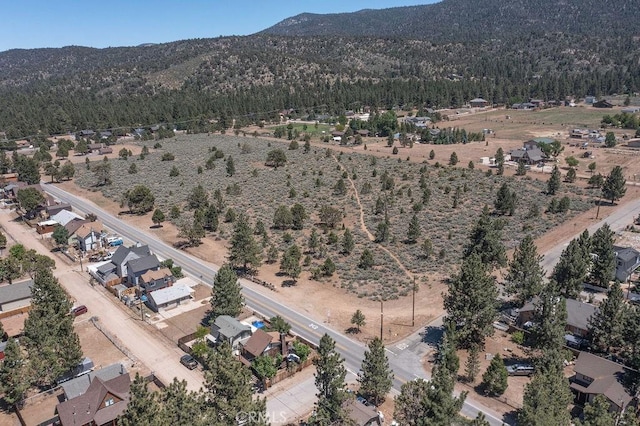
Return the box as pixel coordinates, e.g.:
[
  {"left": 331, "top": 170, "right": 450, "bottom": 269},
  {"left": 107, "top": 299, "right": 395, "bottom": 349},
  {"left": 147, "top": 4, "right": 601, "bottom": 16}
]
[{"left": 1, "top": 1, "right": 437, "bottom": 52}]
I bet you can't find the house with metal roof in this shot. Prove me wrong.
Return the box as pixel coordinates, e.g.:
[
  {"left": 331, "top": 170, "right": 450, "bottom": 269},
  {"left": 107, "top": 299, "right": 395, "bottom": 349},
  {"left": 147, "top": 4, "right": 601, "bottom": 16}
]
[
  {"left": 146, "top": 284, "right": 193, "bottom": 312},
  {"left": 0, "top": 279, "right": 33, "bottom": 313},
  {"left": 51, "top": 209, "right": 85, "bottom": 227}
]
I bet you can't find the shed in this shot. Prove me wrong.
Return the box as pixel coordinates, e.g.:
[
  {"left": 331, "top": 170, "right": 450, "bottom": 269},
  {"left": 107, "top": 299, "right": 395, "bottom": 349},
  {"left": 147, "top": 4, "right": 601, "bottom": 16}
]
[{"left": 0, "top": 279, "right": 34, "bottom": 313}]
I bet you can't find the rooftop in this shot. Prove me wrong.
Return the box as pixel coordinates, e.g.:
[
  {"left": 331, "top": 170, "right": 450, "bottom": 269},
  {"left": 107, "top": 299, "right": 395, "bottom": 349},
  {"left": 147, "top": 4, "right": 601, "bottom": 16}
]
[
  {"left": 0, "top": 279, "right": 34, "bottom": 306},
  {"left": 148, "top": 284, "right": 193, "bottom": 306}
]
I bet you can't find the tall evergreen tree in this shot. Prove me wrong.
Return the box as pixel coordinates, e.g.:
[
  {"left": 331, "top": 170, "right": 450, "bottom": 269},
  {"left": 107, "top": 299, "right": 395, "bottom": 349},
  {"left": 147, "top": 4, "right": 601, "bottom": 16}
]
[
  {"left": 203, "top": 343, "right": 267, "bottom": 425},
  {"left": 406, "top": 213, "right": 421, "bottom": 243},
  {"left": 312, "top": 334, "right": 348, "bottom": 425},
  {"left": 341, "top": 228, "right": 355, "bottom": 254},
  {"left": 547, "top": 165, "right": 561, "bottom": 195},
  {"left": 505, "top": 235, "right": 545, "bottom": 306},
  {"left": 280, "top": 244, "right": 302, "bottom": 282},
  {"left": 0, "top": 338, "right": 30, "bottom": 406},
  {"left": 589, "top": 283, "right": 627, "bottom": 353},
  {"left": 551, "top": 238, "right": 589, "bottom": 299},
  {"left": 463, "top": 205, "right": 507, "bottom": 269},
  {"left": 494, "top": 147, "right": 505, "bottom": 175},
  {"left": 210, "top": 264, "right": 244, "bottom": 320},
  {"left": 518, "top": 366, "right": 572, "bottom": 426},
  {"left": 444, "top": 253, "right": 498, "bottom": 349},
  {"left": 494, "top": 183, "right": 517, "bottom": 215},
  {"left": 601, "top": 165, "right": 626, "bottom": 205},
  {"left": 22, "top": 267, "right": 82, "bottom": 386},
  {"left": 358, "top": 337, "right": 393, "bottom": 405},
  {"left": 159, "top": 379, "right": 206, "bottom": 426},
  {"left": 532, "top": 282, "right": 567, "bottom": 354},
  {"left": 481, "top": 354, "right": 508, "bottom": 396},
  {"left": 577, "top": 395, "right": 616, "bottom": 426},
  {"left": 119, "top": 373, "right": 165, "bottom": 426},
  {"left": 590, "top": 224, "right": 615, "bottom": 288},
  {"left": 228, "top": 213, "right": 262, "bottom": 273}
]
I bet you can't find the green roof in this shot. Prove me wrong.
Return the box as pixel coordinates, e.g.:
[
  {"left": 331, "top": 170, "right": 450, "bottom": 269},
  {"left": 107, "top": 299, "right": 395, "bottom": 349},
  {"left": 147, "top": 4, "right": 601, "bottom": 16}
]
[{"left": 532, "top": 137, "right": 555, "bottom": 144}]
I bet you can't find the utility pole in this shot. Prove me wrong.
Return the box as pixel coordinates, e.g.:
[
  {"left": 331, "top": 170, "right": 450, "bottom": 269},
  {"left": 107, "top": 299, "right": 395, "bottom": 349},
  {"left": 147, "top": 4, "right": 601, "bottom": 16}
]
[
  {"left": 380, "top": 300, "right": 384, "bottom": 341},
  {"left": 412, "top": 276, "right": 416, "bottom": 327},
  {"left": 595, "top": 194, "right": 603, "bottom": 220}
]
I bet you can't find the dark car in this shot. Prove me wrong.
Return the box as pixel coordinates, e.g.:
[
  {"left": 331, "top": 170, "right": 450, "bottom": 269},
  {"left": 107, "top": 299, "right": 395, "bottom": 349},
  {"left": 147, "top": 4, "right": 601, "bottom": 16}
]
[
  {"left": 71, "top": 305, "right": 88, "bottom": 317},
  {"left": 180, "top": 354, "right": 198, "bottom": 370}
]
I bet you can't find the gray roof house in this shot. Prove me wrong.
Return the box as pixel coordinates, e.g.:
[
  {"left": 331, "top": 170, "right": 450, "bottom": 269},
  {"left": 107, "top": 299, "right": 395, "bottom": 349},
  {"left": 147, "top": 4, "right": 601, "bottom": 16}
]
[
  {"left": 509, "top": 147, "right": 545, "bottom": 165},
  {"left": 111, "top": 244, "right": 152, "bottom": 278},
  {"left": 518, "top": 297, "right": 597, "bottom": 337},
  {"left": 570, "top": 352, "right": 633, "bottom": 413},
  {"left": 126, "top": 254, "right": 160, "bottom": 286},
  {"left": 0, "top": 279, "right": 34, "bottom": 313},
  {"left": 61, "top": 363, "right": 127, "bottom": 400},
  {"left": 146, "top": 284, "right": 193, "bottom": 312},
  {"left": 614, "top": 246, "right": 640, "bottom": 282},
  {"left": 210, "top": 315, "right": 252, "bottom": 351}
]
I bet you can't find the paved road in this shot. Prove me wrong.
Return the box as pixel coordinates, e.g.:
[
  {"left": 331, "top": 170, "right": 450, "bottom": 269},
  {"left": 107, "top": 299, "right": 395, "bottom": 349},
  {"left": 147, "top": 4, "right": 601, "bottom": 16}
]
[{"left": 42, "top": 183, "right": 507, "bottom": 425}]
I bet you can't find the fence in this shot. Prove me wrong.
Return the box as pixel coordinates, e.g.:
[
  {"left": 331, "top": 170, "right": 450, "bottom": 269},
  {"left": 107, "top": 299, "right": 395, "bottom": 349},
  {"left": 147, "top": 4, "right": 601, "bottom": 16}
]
[
  {"left": 89, "top": 316, "right": 139, "bottom": 364},
  {"left": 177, "top": 331, "right": 199, "bottom": 354},
  {"left": 0, "top": 305, "right": 31, "bottom": 320},
  {"left": 262, "top": 356, "right": 315, "bottom": 388}
]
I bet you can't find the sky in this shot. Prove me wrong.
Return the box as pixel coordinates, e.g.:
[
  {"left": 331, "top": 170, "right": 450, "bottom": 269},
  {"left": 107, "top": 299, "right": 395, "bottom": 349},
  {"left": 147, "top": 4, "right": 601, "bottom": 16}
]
[{"left": 0, "top": 0, "right": 437, "bottom": 52}]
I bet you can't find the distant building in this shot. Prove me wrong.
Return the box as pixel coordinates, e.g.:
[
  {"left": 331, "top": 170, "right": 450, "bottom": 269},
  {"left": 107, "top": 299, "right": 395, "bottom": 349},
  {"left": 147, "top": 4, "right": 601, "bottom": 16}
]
[
  {"left": 469, "top": 98, "right": 489, "bottom": 108},
  {"left": 593, "top": 100, "right": 614, "bottom": 109}
]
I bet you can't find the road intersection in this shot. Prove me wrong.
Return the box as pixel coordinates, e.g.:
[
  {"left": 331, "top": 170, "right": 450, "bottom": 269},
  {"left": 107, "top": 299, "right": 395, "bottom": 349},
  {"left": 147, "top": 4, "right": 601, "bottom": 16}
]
[{"left": 41, "top": 182, "right": 640, "bottom": 425}]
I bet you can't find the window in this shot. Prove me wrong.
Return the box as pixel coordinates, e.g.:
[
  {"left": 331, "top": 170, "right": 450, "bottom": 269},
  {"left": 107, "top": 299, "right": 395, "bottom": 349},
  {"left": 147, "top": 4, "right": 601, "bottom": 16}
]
[{"left": 105, "top": 398, "right": 114, "bottom": 407}]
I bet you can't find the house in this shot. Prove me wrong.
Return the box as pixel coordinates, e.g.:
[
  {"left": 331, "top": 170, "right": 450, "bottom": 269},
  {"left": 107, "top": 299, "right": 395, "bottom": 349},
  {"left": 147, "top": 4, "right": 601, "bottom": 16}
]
[
  {"left": 64, "top": 218, "right": 89, "bottom": 240},
  {"left": 56, "top": 373, "right": 131, "bottom": 426},
  {"left": 405, "top": 116, "right": 431, "bottom": 128},
  {"left": 518, "top": 298, "right": 596, "bottom": 337},
  {"left": 343, "top": 399, "right": 382, "bottom": 426},
  {"left": 512, "top": 102, "right": 536, "bottom": 110},
  {"left": 210, "top": 315, "right": 252, "bottom": 351},
  {"left": 111, "top": 245, "right": 152, "bottom": 278},
  {"left": 530, "top": 99, "right": 545, "bottom": 108},
  {"left": 585, "top": 96, "right": 597, "bottom": 105},
  {"left": 139, "top": 268, "right": 174, "bottom": 293},
  {"left": 469, "top": 98, "right": 489, "bottom": 108},
  {"left": 571, "top": 128, "right": 590, "bottom": 139},
  {"left": 45, "top": 202, "right": 72, "bottom": 217},
  {"left": 570, "top": 352, "right": 633, "bottom": 413},
  {"left": 36, "top": 219, "right": 59, "bottom": 235},
  {"left": 99, "top": 131, "right": 112, "bottom": 139},
  {"left": 523, "top": 138, "right": 554, "bottom": 150},
  {"left": 509, "top": 147, "right": 545, "bottom": 165},
  {"left": 98, "top": 147, "right": 113, "bottom": 155},
  {"left": 126, "top": 254, "right": 160, "bottom": 286},
  {"left": 614, "top": 246, "right": 640, "bottom": 282},
  {"left": 621, "top": 107, "right": 640, "bottom": 114},
  {"left": 75, "top": 221, "right": 104, "bottom": 252},
  {"left": 593, "top": 100, "right": 614, "bottom": 109},
  {"left": 88, "top": 143, "right": 103, "bottom": 153},
  {"left": 0, "top": 279, "right": 33, "bottom": 313},
  {"left": 356, "top": 129, "right": 370, "bottom": 137},
  {"left": 627, "top": 138, "right": 640, "bottom": 148},
  {"left": 80, "top": 130, "right": 96, "bottom": 137},
  {"left": 60, "top": 363, "right": 127, "bottom": 400},
  {"left": 241, "top": 329, "right": 281, "bottom": 362},
  {"left": 146, "top": 284, "right": 193, "bottom": 312},
  {"left": 51, "top": 209, "right": 85, "bottom": 227}
]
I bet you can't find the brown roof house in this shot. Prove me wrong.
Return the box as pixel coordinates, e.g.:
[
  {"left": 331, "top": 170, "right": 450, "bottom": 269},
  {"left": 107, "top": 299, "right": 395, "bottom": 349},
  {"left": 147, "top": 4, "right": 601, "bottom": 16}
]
[
  {"left": 139, "top": 268, "right": 174, "bottom": 293},
  {"left": 56, "top": 373, "right": 131, "bottom": 426},
  {"left": 343, "top": 399, "right": 382, "bottom": 426},
  {"left": 570, "top": 352, "right": 633, "bottom": 413},
  {"left": 241, "top": 329, "right": 291, "bottom": 362}
]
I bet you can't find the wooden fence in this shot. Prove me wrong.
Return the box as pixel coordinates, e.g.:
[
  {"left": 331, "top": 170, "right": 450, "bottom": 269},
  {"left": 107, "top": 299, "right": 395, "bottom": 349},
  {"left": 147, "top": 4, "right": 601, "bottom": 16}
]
[{"left": 0, "top": 305, "right": 31, "bottom": 320}]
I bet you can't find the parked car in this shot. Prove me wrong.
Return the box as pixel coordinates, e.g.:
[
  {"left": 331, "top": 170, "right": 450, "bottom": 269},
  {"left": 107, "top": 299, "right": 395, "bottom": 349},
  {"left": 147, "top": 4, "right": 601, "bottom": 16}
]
[
  {"left": 71, "top": 305, "right": 88, "bottom": 317},
  {"left": 101, "top": 251, "right": 113, "bottom": 261},
  {"left": 180, "top": 354, "right": 198, "bottom": 370},
  {"left": 506, "top": 364, "right": 535, "bottom": 376},
  {"left": 107, "top": 237, "right": 124, "bottom": 247}
]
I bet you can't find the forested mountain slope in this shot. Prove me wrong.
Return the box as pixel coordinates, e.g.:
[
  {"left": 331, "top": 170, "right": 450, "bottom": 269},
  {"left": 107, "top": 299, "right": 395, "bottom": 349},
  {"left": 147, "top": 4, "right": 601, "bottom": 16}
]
[{"left": 0, "top": 0, "right": 639, "bottom": 138}]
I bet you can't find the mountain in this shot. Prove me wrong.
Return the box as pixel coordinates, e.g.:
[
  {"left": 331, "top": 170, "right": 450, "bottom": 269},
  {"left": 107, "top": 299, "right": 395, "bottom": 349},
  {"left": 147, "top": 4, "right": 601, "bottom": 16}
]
[
  {"left": 261, "top": 0, "right": 640, "bottom": 41},
  {"left": 0, "top": 0, "right": 639, "bottom": 139}
]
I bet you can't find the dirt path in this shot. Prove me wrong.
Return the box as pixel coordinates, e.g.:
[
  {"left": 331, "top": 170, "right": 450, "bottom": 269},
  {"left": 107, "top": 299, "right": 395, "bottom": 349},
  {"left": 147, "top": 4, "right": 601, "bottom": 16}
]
[{"left": 332, "top": 155, "right": 415, "bottom": 281}]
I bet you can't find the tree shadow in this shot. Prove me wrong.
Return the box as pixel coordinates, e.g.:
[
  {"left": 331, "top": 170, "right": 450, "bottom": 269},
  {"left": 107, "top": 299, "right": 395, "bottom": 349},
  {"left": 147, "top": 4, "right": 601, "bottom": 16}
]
[
  {"left": 345, "top": 327, "right": 361, "bottom": 334},
  {"left": 150, "top": 224, "right": 163, "bottom": 229},
  {"left": 281, "top": 279, "right": 297, "bottom": 287},
  {"left": 421, "top": 325, "right": 444, "bottom": 346}
]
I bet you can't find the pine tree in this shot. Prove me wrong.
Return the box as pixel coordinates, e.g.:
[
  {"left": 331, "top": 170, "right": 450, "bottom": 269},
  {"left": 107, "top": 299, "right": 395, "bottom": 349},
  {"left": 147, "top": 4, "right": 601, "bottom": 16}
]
[
  {"left": 22, "top": 267, "right": 82, "bottom": 387},
  {"left": 119, "top": 373, "right": 165, "bottom": 426},
  {"left": 351, "top": 309, "right": 366, "bottom": 332},
  {"left": 159, "top": 378, "right": 206, "bottom": 426},
  {"left": 228, "top": 214, "right": 262, "bottom": 273},
  {"left": 518, "top": 367, "right": 572, "bottom": 426},
  {"left": 280, "top": 244, "right": 302, "bottom": 282},
  {"left": 0, "top": 338, "right": 30, "bottom": 406},
  {"left": 210, "top": 264, "right": 244, "bottom": 320},
  {"left": 449, "top": 151, "right": 459, "bottom": 166},
  {"left": 516, "top": 161, "right": 527, "bottom": 176},
  {"left": 551, "top": 238, "right": 589, "bottom": 298},
  {"left": 226, "top": 155, "right": 235, "bottom": 176},
  {"left": 590, "top": 224, "right": 615, "bottom": 288},
  {"left": 421, "top": 238, "right": 433, "bottom": 259},
  {"left": 341, "top": 228, "right": 355, "bottom": 254},
  {"left": 358, "top": 337, "right": 393, "bottom": 405},
  {"left": 308, "top": 228, "right": 320, "bottom": 254},
  {"left": 406, "top": 213, "right": 421, "bottom": 243},
  {"left": 505, "top": 235, "right": 545, "bottom": 306},
  {"left": 547, "top": 165, "right": 561, "bottom": 195},
  {"left": 464, "top": 344, "right": 481, "bottom": 383},
  {"left": 463, "top": 206, "right": 507, "bottom": 269},
  {"left": 394, "top": 379, "right": 431, "bottom": 425},
  {"left": 358, "top": 249, "right": 374, "bottom": 269},
  {"left": 588, "top": 283, "right": 627, "bottom": 353},
  {"left": 313, "top": 334, "right": 348, "bottom": 424},
  {"left": 290, "top": 203, "right": 307, "bottom": 230},
  {"left": 481, "top": 354, "right": 508, "bottom": 396},
  {"left": 577, "top": 395, "right": 616, "bottom": 426},
  {"left": 203, "top": 344, "right": 267, "bottom": 425},
  {"left": 602, "top": 165, "right": 626, "bottom": 205},
  {"left": 532, "top": 282, "right": 567, "bottom": 353},
  {"left": 152, "top": 208, "right": 165, "bottom": 227},
  {"left": 444, "top": 253, "right": 498, "bottom": 349},
  {"left": 495, "top": 147, "right": 505, "bottom": 175},
  {"left": 494, "top": 183, "right": 517, "bottom": 215}
]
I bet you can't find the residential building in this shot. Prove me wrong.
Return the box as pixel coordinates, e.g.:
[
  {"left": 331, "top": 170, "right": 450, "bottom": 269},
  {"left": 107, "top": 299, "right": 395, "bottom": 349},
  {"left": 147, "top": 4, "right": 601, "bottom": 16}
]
[
  {"left": 60, "top": 363, "right": 127, "bottom": 400},
  {"left": 146, "top": 284, "right": 193, "bottom": 312},
  {"left": 111, "top": 245, "right": 152, "bottom": 278},
  {"left": 75, "top": 221, "right": 104, "bottom": 252},
  {"left": 343, "top": 399, "right": 382, "bottom": 425},
  {"left": 614, "top": 246, "right": 640, "bottom": 282},
  {"left": 570, "top": 352, "right": 633, "bottom": 413},
  {"left": 0, "top": 279, "right": 33, "bottom": 313},
  {"left": 45, "top": 203, "right": 72, "bottom": 217},
  {"left": 210, "top": 315, "right": 252, "bottom": 351},
  {"left": 139, "top": 268, "right": 174, "bottom": 293},
  {"left": 241, "top": 329, "right": 281, "bottom": 362},
  {"left": 56, "top": 373, "right": 131, "bottom": 426},
  {"left": 518, "top": 298, "right": 596, "bottom": 337},
  {"left": 469, "top": 98, "right": 489, "bottom": 108},
  {"left": 593, "top": 100, "right": 614, "bottom": 109},
  {"left": 509, "top": 147, "right": 545, "bottom": 165},
  {"left": 126, "top": 254, "right": 160, "bottom": 286},
  {"left": 51, "top": 209, "right": 85, "bottom": 227}
]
